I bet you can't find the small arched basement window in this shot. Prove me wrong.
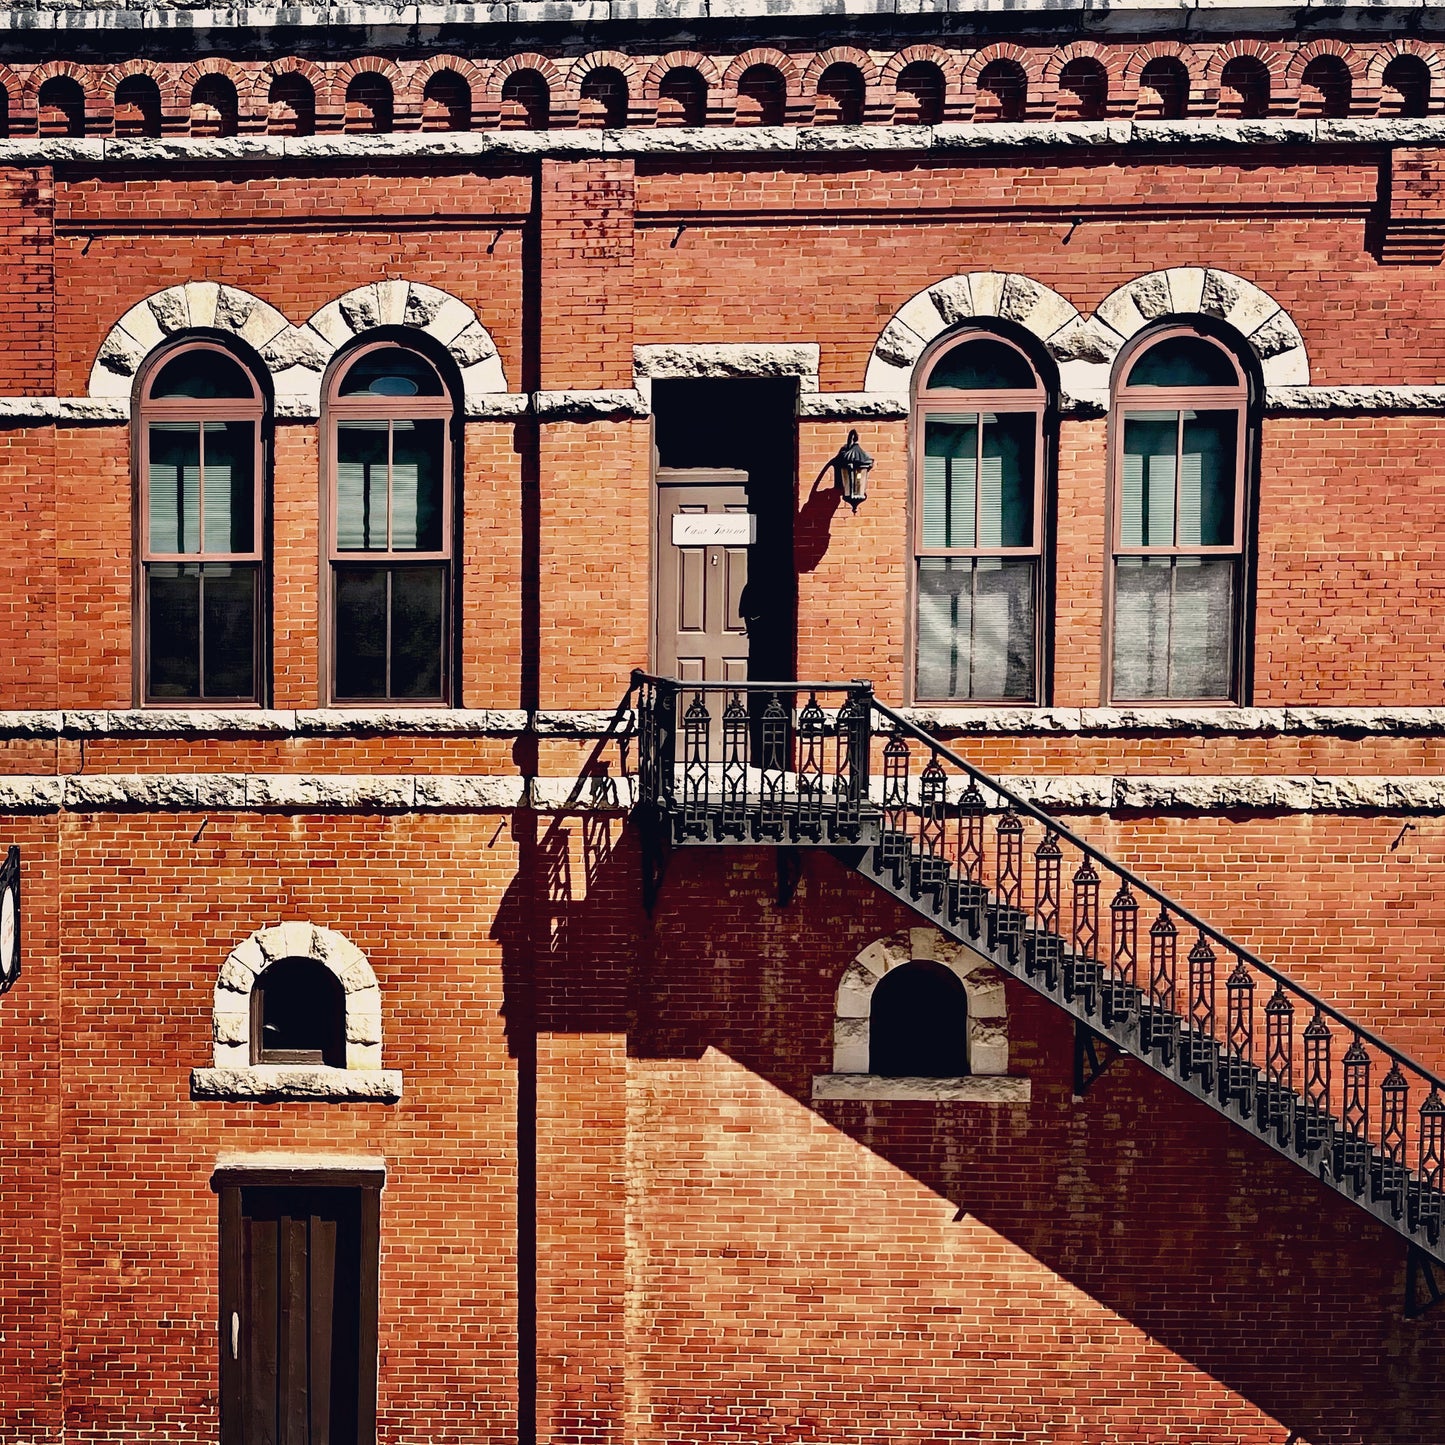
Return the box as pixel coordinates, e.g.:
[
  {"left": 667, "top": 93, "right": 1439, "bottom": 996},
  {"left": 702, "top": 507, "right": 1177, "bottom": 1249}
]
[
  {"left": 869, "top": 961, "right": 969, "bottom": 1077},
  {"left": 252, "top": 957, "right": 346, "bottom": 1067},
  {"left": 912, "top": 331, "right": 1047, "bottom": 704}
]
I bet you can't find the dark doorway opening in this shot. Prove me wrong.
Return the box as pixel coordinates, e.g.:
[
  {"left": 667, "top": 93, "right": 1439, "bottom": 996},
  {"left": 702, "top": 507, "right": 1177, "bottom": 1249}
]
[{"left": 652, "top": 378, "right": 797, "bottom": 683}]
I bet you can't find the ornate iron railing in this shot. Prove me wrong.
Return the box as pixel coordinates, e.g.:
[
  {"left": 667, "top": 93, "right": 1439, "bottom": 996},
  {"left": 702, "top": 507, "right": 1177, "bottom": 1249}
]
[{"left": 631, "top": 672, "right": 1445, "bottom": 1276}]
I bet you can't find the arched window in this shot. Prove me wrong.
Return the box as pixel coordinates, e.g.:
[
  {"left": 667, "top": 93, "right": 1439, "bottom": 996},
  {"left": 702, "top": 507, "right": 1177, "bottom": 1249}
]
[
  {"left": 267, "top": 73, "right": 316, "bottom": 136},
  {"left": 578, "top": 67, "right": 629, "bottom": 128},
  {"left": 325, "top": 343, "right": 455, "bottom": 704},
  {"left": 1109, "top": 329, "right": 1250, "bottom": 703},
  {"left": 1219, "top": 56, "right": 1270, "bottom": 119},
  {"left": 37, "top": 76, "right": 85, "bottom": 137},
  {"left": 1299, "top": 55, "right": 1352, "bottom": 119},
  {"left": 1383, "top": 55, "right": 1431, "bottom": 118},
  {"left": 912, "top": 332, "right": 1047, "bottom": 704},
  {"left": 1137, "top": 57, "right": 1189, "bottom": 120},
  {"left": 0, "top": 86, "right": 9, "bottom": 139},
  {"left": 1056, "top": 56, "right": 1108, "bottom": 120},
  {"left": 345, "top": 73, "right": 393, "bottom": 133},
  {"left": 894, "top": 60, "right": 945, "bottom": 125},
  {"left": 114, "top": 75, "right": 163, "bottom": 138},
  {"left": 975, "top": 59, "right": 1027, "bottom": 122},
  {"left": 422, "top": 70, "right": 471, "bottom": 131},
  {"left": 815, "top": 63, "right": 865, "bottom": 125},
  {"left": 657, "top": 67, "right": 706, "bottom": 126},
  {"left": 500, "top": 70, "right": 550, "bottom": 130},
  {"left": 869, "top": 961, "right": 970, "bottom": 1077},
  {"left": 735, "top": 64, "right": 786, "bottom": 126},
  {"left": 137, "top": 343, "right": 266, "bottom": 705},
  {"left": 190, "top": 74, "right": 238, "bottom": 138},
  {"left": 252, "top": 957, "right": 346, "bottom": 1067}
]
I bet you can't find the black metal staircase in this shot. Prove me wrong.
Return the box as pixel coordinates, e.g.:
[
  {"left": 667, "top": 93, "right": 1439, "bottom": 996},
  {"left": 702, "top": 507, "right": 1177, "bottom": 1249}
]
[{"left": 630, "top": 672, "right": 1445, "bottom": 1303}]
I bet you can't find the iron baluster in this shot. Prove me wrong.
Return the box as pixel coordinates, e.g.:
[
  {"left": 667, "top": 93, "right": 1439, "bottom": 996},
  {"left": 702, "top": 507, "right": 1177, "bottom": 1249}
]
[
  {"left": 991, "top": 809, "right": 1025, "bottom": 957},
  {"left": 1261, "top": 983, "right": 1296, "bottom": 1145},
  {"left": 1378, "top": 1063, "right": 1410, "bottom": 1217},
  {"left": 1142, "top": 908, "right": 1179, "bottom": 1064},
  {"left": 758, "top": 692, "right": 789, "bottom": 841},
  {"left": 1340, "top": 1037, "right": 1371, "bottom": 1195},
  {"left": 720, "top": 692, "right": 749, "bottom": 840},
  {"left": 832, "top": 687, "right": 870, "bottom": 839},
  {"left": 653, "top": 678, "right": 678, "bottom": 809},
  {"left": 951, "top": 779, "right": 988, "bottom": 937},
  {"left": 680, "top": 691, "right": 712, "bottom": 839},
  {"left": 1066, "top": 855, "right": 1101, "bottom": 1011},
  {"left": 879, "top": 727, "right": 911, "bottom": 883},
  {"left": 916, "top": 754, "right": 949, "bottom": 905},
  {"left": 1222, "top": 958, "right": 1256, "bottom": 1114},
  {"left": 1027, "top": 829, "right": 1063, "bottom": 990},
  {"left": 1300, "top": 1008, "right": 1333, "bottom": 1154},
  {"left": 795, "top": 692, "right": 827, "bottom": 842},
  {"left": 1103, "top": 880, "right": 1139, "bottom": 1027},
  {"left": 1417, "top": 1091, "right": 1445, "bottom": 1242},
  {"left": 1182, "top": 934, "right": 1218, "bottom": 1087}
]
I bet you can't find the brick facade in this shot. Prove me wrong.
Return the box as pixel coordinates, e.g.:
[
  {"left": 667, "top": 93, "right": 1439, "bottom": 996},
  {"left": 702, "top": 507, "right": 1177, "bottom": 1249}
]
[{"left": 4, "top": 1, "right": 1445, "bottom": 1442}]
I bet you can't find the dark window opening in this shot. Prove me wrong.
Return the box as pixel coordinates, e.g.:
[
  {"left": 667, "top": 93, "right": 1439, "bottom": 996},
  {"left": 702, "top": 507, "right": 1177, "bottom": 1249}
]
[
  {"left": 500, "top": 70, "right": 550, "bottom": 130},
  {"left": 114, "top": 75, "right": 163, "bottom": 138},
  {"left": 0, "top": 85, "right": 10, "bottom": 139},
  {"left": 38, "top": 76, "right": 86, "bottom": 138},
  {"left": 975, "top": 60, "right": 1027, "bottom": 122},
  {"left": 1219, "top": 56, "right": 1270, "bottom": 120},
  {"left": 657, "top": 67, "right": 707, "bottom": 127},
  {"left": 1137, "top": 57, "right": 1190, "bottom": 121},
  {"left": 735, "top": 65, "right": 786, "bottom": 126},
  {"left": 1299, "top": 55, "right": 1352, "bottom": 119},
  {"left": 1383, "top": 55, "right": 1431, "bottom": 118},
  {"left": 267, "top": 73, "right": 316, "bottom": 137},
  {"left": 190, "top": 74, "right": 239, "bottom": 138},
  {"left": 251, "top": 957, "right": 346, "bottom": 1067},
  {"left": 869, "top": 961, "right": 970, "bottom": 1077},
  {"left": 422, "top": 70, "right": 471, "bottom": 132},
  {"left": 895, "top": 61, "right": 945, "bottom": 125},
  {"left": 579, "top": 67, "right": 629, "bottom": 128},
  {"left": 1056, "top": 57, "right": 1108, "bottom": 121},
  {"left": 815, "top": 63, "right": 865, "bottom": 126},
  {"left": 345, "top": 73, "right": 393, "bottom": 134}
]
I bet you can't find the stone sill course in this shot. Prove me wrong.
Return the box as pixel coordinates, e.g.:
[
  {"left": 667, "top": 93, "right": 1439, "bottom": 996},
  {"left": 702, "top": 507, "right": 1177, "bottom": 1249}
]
[
  {"left": 191, "top": 1064, "right": 404, "bottom": 1102},
  {"left": 812, "top": 1073, "right": 1031, "bottom": 1103}
]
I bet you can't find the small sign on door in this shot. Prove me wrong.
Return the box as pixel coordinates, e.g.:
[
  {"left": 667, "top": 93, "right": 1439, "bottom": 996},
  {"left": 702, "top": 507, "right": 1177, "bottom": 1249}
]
[{"left": 671, "top": 514, "right": 757, "bottom": 547}]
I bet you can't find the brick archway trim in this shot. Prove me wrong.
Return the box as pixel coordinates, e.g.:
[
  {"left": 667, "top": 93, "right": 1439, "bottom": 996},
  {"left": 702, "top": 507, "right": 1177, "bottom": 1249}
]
[{"left": 89, "top": 279, "right": 509, "bottom": 414}]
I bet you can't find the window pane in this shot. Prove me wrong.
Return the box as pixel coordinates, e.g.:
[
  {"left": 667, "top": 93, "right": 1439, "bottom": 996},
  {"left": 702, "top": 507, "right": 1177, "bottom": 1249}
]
[
  {"left": 1180, "top": 410, "right": 1237, "bottom": 547},
  {"left": 922, "top": 417, "right": 977, "bottom": 548},
  {"left": 390, "top": 566, "right": 446, "bottom": 699},
  {"left": 390, "top": 419, "right": 445, "bottom": 551},
  {"left": 926, "top": 338, "right": 1037, "bottom": 391},
  {"left": 916, "top": 557, "right": 1035, "bottom": 701},
  {"left": 334, "top": 566, "right": 388, "bottom": 698},
  {"left": 982, "top": 412, "right": 1035, "bottom": 548},
  {"left": 336, "top": 422, "right": 389, "bottom": 550},
  {"left": 151, "top": 348, "right": 254, "bottom": 399},
  {"left": 201, "top": 564, "right": 257, "bottom": 699},
  {"left": 1113, "top": 556, "right": 1235, "bottom": 699},
  {"left": 1126, "top": 336, "right": 1238, "bottom": 388},
  {"left": 201, "top": 421, "right": 256, "bottom": 554},
  {"left": 1120, "top": 412, "right": 1178, "bottom": 547},
  {"left": 339, "top": 347, "right": 445, "bottom": 397},
  {"left": 148, "top": 423, "right": 201, "bottom": 554},
  {"left": 147, "top": 563, "right": 200, "bottom": 698}
]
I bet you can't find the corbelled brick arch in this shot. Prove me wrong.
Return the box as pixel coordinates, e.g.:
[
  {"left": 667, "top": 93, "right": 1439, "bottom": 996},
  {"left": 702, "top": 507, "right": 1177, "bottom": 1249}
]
[
  {"left": 1204, "top": 39, "right": 1287, "bottom": 114},
  {"left": 248, "top": 57, "right": 329, "bottom": 132},
  {"left": 565, "top": 49, "right": 639, "bottom": 125},
  {"left": 862, "top": 266, "right": 1310, "bottom": 407},
  {"left": 88, "top": 280, "right": 509, "bottom": 413},
  {"left": 406, "top": 54, "right": 487, "bottom": 128},
  {"left": 642, "top": 50, "right": 724, "bottom": 125},
  {"left": 1121, "top": 40, "right": 1205, "bottom": 117},
  {"left": 1367, "top": 40, "right": 1445, "bottom": 115},
  {"left": 1286, "top": 39, "right": 1365, "bottom": 115},
  {"left": 104, "top": 60, "right": 179, "bottom": 129},
  {"left": 720, "top": 48, "right": 805, "bottom": 124},
  {"left": 176, "top": 57, "right": 253, "bottom": 133},
  {"left": 960, "top": 42, "right": 1047, "bottom": 122},
  {"left": 880, "top": 45, "right": 964, "bottom": 123},
  {"left": 802, "top": 46, "right": 884, "bottom": 124}
]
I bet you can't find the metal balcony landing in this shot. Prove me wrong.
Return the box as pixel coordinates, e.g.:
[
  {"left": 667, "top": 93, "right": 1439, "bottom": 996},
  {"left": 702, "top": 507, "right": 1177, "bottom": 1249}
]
[{"left": 630, "top": 672, "right": 1445, "bottom": 1310}]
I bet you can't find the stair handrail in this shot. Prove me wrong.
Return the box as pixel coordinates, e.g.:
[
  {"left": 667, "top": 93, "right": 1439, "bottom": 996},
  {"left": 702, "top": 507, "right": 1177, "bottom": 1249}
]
[{"left": 868, "top": 694, "right": 1445, "bottom": 1097}]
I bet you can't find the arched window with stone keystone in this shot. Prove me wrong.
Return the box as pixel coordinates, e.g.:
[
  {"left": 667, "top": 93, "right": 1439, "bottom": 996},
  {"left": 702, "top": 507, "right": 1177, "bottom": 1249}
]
[
  {"left": 812, "top": 927, "right": 1030, "bottom": 1103},
  {"left": 191, "top": 923, "right": 402, "bottom": 1102}
]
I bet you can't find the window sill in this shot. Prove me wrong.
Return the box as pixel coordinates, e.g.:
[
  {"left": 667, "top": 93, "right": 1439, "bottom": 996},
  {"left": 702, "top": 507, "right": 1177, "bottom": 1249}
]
[
  {"left": 811, "top": 1073, "right": 1030, "bottom": 1103},
  {"left": 191, "top": 1065, "right": 403, "bottom": 1103}
]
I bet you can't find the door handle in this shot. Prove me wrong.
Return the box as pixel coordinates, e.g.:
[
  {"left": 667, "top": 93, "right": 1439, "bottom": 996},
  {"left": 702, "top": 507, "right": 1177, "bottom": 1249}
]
[{"left": 230, "top": 1311, "right": 240, "bottom": 1360}]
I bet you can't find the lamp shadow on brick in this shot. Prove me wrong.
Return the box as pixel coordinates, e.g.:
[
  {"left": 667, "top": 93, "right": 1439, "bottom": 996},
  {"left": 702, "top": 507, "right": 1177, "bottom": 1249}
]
[{"left": 502, "top": 831, "right": 1445, "bottom": 1444}]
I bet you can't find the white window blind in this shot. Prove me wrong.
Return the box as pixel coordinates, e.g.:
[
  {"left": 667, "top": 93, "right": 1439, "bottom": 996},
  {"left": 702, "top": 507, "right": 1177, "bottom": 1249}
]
[
  {"left": 922, "top": 417, "right": 977, "bottom": 548},
  {"left": 148, "top": 422, "right": 200, "bottom": 554}
]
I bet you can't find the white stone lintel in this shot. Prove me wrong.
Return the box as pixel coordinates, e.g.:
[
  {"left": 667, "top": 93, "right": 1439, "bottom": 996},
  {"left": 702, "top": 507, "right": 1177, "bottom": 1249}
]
[
  {"left": 191, "top": 1066, "right": 403, "bottom": 1103},
  {"left": 811, "top": 1074, "right": 1031, "bottom": 1103}
]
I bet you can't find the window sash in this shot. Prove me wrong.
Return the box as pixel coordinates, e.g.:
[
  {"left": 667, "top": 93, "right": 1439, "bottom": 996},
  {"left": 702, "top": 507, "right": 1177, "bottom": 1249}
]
[
  {"left": 331, "top": 562, "right": 449, "bottom": 704},
  {"left": 915, "top": 556, "right": 1039, "bottom": 703},
  {"left": 144, "top": 561, "right": 261, "bottom": 704},
  {"left": 330, "top": 415, "right": 451, "bottom": 561},
  {"left": 144, "top": 418, "right": 260, "bottom": 561},
  {"left": 1111, "top": 555, "right": 1237, "bottom": 702}
]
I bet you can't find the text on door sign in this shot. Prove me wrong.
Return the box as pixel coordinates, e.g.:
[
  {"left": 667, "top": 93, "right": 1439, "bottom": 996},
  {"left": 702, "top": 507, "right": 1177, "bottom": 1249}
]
[{"left": 671, "top": 514, "right": 757, "bottom": 546}]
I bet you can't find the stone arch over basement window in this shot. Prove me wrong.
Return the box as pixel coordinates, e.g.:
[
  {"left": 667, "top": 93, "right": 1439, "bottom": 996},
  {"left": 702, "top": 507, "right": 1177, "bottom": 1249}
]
[
  {"left": 89, "top": 279, "right": 510, "bottom": 416},
  {"left": 811, "top": 926, "right": 1030, "bottom": 1103},
  {"left": 191, "top": 922, "right": 403, "bottom": 1101},
  {"left": 862, "top": 266, "right": 1308, "bottom": 410}
]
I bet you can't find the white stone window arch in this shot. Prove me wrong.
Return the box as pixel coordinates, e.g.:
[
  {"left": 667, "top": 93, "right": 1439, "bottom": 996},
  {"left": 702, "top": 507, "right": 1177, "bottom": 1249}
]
[
  {"left": 191, "top": 921, "right": 402, "bottom": 1102},
  {"left": 812, "top": 926, "right": 1030, "bottom": 1103}
]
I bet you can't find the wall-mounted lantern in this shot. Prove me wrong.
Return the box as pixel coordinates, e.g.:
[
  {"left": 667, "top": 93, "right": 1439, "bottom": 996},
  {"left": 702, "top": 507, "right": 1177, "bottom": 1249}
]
[
  {"left": 0, "top": 846, "right": 18, "bottom": 997},
  {"left": 829, "top": 429, "right": 874, "bottom": 511}
]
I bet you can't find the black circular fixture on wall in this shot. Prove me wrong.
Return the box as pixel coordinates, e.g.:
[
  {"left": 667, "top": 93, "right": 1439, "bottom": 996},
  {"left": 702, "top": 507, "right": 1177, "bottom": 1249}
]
[{"left": 0, "top": 846, "right": 20, "bottom": 997}]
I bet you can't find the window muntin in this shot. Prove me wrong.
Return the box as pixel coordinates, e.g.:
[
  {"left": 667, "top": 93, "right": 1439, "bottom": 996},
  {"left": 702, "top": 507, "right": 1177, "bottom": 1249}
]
[
  {"left": 913, "top": 333, "right": 1045, "bottom": 704},
  {"left": 138, "top": 343, "right": 265, "bottom": 705},
  {"left": 326, "top": 343, "right": 454, "bottom": 704},
  {"left": 1110, "top": 329, "right": 1248, "bottom": 703}
]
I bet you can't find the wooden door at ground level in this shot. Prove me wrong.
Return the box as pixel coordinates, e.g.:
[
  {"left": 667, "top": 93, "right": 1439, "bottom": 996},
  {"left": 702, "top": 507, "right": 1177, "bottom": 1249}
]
[
  {"left": 219, "top": 1184, "right": 380, "bottom": 1445},
  {"left": 655, "top": 470, "right": 751, "bottom": 684}
]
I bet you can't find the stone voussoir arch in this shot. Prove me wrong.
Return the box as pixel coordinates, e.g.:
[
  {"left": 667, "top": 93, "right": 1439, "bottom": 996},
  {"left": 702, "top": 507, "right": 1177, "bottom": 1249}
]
[
  {"left": 830, "top": 927, "right": 1010, "bottom": 1077},
  {"left": 89, "top": 279, "right": 509, "bottom": 412}
]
